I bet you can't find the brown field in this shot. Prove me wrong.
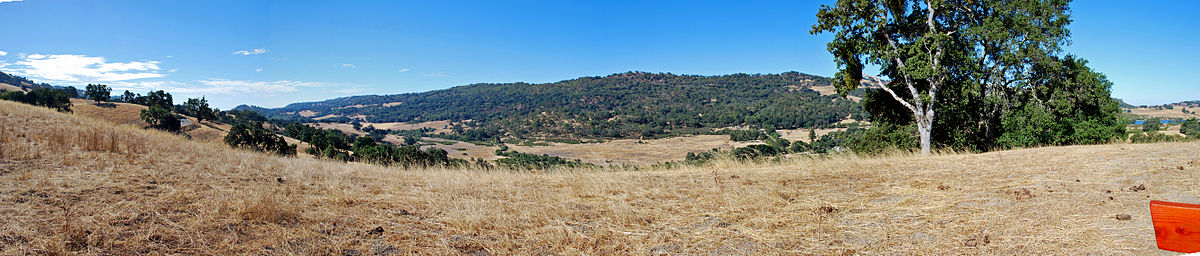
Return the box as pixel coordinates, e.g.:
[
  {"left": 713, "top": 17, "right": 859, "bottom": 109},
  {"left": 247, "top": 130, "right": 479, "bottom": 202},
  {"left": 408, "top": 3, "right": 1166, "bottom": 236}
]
[
  {"left": 3, "top": 100, "right": 1199, "bottom": 255},
  {"left": 508, "top": 135, "right": 773, "bottom": 166},
  {"left": 1125, "top": 104, "right": 1200, "bottom": 119},
  {"left": 311, "top": 122, "right": 367, "bottom": 136},
  {"left": 777, "top": 128, "right": 849, "bottom": 142},
  {"left": 0, "top": 83, "right": 24, "bottom": 92},
  {"left": 361, "top": 120, "right": 453, "bottom": 133}
]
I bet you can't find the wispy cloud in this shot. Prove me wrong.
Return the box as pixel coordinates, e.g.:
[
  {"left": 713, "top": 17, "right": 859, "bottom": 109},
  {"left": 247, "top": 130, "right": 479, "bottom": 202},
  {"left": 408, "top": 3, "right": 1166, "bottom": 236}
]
[
  {"left": 255, "top": 68, "right": 263, "bottom": 72},
  {"left": 397, "top": 68, "right": 410, "bottom": 72},
  {"left": 425, "top": 72, "right": 450, "bottom": 78},
  {"left": 233, "top": 48, "right": 267, "bottom": 55},
  {"left": 338, "top": 63, "right": 356, "bottom": 68},
  {"left": 0, "top": 54, "right": 164, "bottom": 83},
  {"left": 0, "top": 0, "right": 23, "bottom": 3},
  {"left": 111, "top": 79, "right": 329, "bottom": 96},
  {"left": 333, "top": 85, "right": 369, "bottom": 94},
  {"left": 0, "top": 51, "right": 7, "bottom": 56}
]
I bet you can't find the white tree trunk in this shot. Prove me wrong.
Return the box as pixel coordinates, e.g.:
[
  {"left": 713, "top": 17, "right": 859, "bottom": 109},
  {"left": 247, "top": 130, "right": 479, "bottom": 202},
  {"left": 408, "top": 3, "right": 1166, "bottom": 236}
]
[{"left": 917, "top": 117, "right": 932, "bottom": 155}]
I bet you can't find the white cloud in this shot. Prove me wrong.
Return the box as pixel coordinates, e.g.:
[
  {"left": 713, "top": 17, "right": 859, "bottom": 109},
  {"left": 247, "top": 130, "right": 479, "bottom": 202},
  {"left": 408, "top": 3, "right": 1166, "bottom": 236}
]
[
  {"left": 167, "top": 68, "right": 179, "bottom": 73},
  {"left": 0, "top": 54, "right": 164, "bottom": 83},
  {"left": 425, "top": 72, "right": 450, "bottom": 78},
  {"left": 111, "top": 79, "right": 329, "bottom": 96},
  {"left": 0, "top": 0, "right": 23, "bottom": 3},
  {"left": 397, "top": 68, "right": 410, "bottom": 72},
  {"left": 255, "top": 68, "right": 263, "bottom": 72},
  {"left": 338, "top": 63, "right": 356, "bottom": 68},
  {"left": 0, "top": 51, "right": 7, "bottom": 56},
  {"left": 233, "top": 48, "right": 267, "bottom": 55},
  {"left": 193, "top": 79, "right": 326, "bottom": 94}
]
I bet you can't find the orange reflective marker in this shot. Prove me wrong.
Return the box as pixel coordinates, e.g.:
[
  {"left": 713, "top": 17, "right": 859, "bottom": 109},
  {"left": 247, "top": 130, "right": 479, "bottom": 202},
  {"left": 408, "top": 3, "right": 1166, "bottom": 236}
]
[{"left": 1151, "top": 200, "right": 1200, "bottom": 253}]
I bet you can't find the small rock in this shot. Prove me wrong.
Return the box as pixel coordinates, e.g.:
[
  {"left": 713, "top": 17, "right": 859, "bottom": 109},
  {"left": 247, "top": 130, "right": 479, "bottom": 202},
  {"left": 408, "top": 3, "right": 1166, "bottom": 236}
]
[
  {"left": 1105, "top": 190, "right": 1112, "bottom": 194},
  {"left": 818, "top": 205, "right": 837, "bottom": 213},
  {"left": 1116, "top": 214, "right": 1132, "bottom": 221},
  {"left": 1075, "top": 179, "right": 1080, "bottom": 182},
  {"left": 368, "top": 226, "right": 385, "bottom": 236},
  {"left": 964, "top": 238, "right": 979, "bottom": 247},
  {"left": 341, "top": 249, "right": 362, "bottom": 256},
  {"left": 1179, "top": 166, "right": 1186, "bottom": 170},
  {"left": 1130, "top": 184, "right": 1146, "bottom": 192},
  {"left": 1108, "top": 196, "right": 1114, "bottom": 200},
  {"left": 277, "top": 177, "right": 285, "bottom": 183},
  {"left": 937, "top": 185, "right": 950, "bottom": 191},
  {"left": 1009, "top": 188, "right": 1035, "bottom": 200}
]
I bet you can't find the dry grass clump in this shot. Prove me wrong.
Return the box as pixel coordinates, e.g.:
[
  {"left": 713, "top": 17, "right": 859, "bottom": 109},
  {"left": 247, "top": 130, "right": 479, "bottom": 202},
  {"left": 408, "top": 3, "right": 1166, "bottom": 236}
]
[{"left": 1, "top": 100, "right": 1198, "bottom": 255}]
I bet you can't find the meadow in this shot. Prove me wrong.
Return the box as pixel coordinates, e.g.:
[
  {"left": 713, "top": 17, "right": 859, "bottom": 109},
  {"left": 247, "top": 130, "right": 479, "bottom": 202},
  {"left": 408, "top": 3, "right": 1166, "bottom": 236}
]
[{"left": 2, "top": 100, "right": 1198, "bottom": 255}]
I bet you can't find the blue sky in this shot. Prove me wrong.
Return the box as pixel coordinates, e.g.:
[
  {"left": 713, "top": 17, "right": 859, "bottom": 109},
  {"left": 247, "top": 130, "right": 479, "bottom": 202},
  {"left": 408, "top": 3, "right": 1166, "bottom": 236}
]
[{"left": 0, "top": 0, "right": 1195, "bottom": 109}]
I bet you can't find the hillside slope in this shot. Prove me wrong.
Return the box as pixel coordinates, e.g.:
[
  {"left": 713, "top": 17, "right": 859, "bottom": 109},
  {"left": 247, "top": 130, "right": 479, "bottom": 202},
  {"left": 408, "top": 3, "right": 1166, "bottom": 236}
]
[
  {"left": 2, "top": 100, "right": 1198, "bottom": 255},
  {"left": 238, "top": 71, "right": 874, "bottom": 139}
]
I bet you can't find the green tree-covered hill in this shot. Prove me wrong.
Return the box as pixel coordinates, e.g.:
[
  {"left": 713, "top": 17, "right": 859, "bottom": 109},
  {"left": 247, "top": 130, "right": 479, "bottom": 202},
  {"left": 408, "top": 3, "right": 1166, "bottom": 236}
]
[{"left": 236, "top": 71, "right": 873, "bottom": 140}]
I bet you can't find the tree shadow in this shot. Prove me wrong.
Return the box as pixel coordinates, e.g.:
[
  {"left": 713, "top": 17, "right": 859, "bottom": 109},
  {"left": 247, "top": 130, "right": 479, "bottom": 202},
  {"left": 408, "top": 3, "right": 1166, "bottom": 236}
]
[{"left": 94, "top": 102, "right": 117, "bottom": 108}]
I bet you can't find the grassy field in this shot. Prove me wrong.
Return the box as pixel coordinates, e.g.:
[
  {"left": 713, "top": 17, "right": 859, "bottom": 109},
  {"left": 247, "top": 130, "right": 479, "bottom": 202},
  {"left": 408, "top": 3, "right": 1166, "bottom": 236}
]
[{"left": 2, "top": 99, "right": 1198, "bottom": 255}]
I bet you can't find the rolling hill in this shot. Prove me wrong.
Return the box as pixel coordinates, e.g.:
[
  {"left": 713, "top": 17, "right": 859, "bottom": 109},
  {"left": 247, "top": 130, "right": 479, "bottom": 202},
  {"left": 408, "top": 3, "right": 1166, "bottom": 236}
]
[
  {"left": 2, "top": 99, "right": 1197, "bottom": 254},
  {"left": 236, "top": 71, "right": 876, "bottom": 140}
]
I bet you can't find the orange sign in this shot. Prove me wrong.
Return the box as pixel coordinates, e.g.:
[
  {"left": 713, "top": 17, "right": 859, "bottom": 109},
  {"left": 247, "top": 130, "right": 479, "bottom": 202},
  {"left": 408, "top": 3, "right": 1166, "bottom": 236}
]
[{"left": 1151, "top": 200, "right": 1200, "bottom": 253}]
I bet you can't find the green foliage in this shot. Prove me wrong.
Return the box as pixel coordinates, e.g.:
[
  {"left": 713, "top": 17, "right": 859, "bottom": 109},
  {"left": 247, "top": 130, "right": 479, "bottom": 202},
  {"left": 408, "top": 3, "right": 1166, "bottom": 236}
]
[
  {"left": 225, "top": 122, "right": 297, "bottom": 156},
  {"left": 238, "top": 72, "right": 866, "bottom": 141},
  {"left": 282, "top": 122, "right": 460, "bottom": 167},
  {"left": 848, "top": 124, "right": 917, "bottom": 155},
  {"left": 494, "top": 150, "right": 593, "bottom": 170},
  {"left": 127, "top": 90, "right": 174, "bottom": 109},
  {"left": 812, "top": 0, "right": 1122, "bottom": 153},
  {"left": 731, "top": 144, "right": 786, "bottom": 160},
  {"left": 1182, "top": 118, "right": 1200, "bottom": 136},
  {"left": 1129, "top": 132, "right": 1193, "bottom": 143},
  {"left": 180, "top": 97, "right": 218, "bottom": 122},
  {"left": 0, "top": 88, "right": 73, "bottom": 112},
  {"left": 728, "top": 130, "right": 768, "bottom": 142},
  {"left": 84, "top": 84, "right": 111, "bottom": 103},
  {"left": 221, "top": 109, "right": 268, "bottom": 124},
  {"left": 1143, "top": 118, "right": 1162, "bottom": 132},
  {"left": 814, "top": 1, "right": 1123, "bottom": 153},
  {"left": 140, "top": 106, "right": 180, "bottom": 131}
]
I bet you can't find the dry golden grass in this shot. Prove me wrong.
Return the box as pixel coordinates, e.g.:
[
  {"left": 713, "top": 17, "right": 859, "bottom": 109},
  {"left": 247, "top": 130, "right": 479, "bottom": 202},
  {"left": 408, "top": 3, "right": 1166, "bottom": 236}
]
[
  {"left": 2, "top": 100, "right": 1199, "bottom": 255},
  {"left": 509, "top": 135, "right": 759, "bottom": 165},
  {"left": 0, "top": 83, "right": 24, "bottom": 92}
]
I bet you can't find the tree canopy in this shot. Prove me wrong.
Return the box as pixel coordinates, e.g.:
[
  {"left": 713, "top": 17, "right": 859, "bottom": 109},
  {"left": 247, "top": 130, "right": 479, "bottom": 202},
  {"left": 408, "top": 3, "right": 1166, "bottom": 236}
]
[{"left": 813, "top": 0, "right": 1123, "bottom": 153}]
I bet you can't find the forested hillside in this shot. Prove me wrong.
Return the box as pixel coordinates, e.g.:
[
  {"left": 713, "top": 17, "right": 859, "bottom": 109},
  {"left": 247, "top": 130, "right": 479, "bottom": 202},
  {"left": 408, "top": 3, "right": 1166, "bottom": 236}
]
[{"left": 237, "top": 71, "right": 873, "bottom": 140}]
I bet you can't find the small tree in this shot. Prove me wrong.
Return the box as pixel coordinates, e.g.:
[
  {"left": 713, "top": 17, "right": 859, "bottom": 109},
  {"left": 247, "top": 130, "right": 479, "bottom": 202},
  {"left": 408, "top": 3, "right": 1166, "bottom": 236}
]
[
  {"left": 183, "top": 96, "right": 216, "bottom": 123},
  {"left": 144, "top": 90, "right": 173, "bottom": 109},
  {"left": 122, "top": 90, "right": 137, "bottom": 103},
  {"left": 225, "top": 122, "right": 297, "bottom": 156},
  {"left": 1143, "top": 118, "right": 1162, "bottom": 132},
  {"left": 141, "top": 105, "right": 180, "bottom": 131},
  {"left": 1181, "top": 118, "right": 1199, "bottom": 136},
  {"left": 84, "top": 84, "right": 111, "bottom": 103}
]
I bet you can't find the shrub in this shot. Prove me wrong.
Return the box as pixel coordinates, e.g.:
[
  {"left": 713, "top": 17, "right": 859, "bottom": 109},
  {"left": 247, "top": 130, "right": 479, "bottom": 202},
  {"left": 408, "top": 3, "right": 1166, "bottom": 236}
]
[
  {"left": 140, "top": 106, "right": 181, "bottom": 131},
  {"left": 225, "top": 122, "right": 297, "bottom": 156}
]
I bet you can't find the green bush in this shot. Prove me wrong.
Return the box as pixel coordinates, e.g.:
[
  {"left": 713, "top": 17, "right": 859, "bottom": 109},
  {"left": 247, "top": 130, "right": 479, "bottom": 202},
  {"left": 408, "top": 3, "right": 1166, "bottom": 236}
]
[
  {"left": 225, "top": 122, "right": 297, "bottom": 156},
  {"left": 140, "top": 106, "right": 180, "bottom": 131}
]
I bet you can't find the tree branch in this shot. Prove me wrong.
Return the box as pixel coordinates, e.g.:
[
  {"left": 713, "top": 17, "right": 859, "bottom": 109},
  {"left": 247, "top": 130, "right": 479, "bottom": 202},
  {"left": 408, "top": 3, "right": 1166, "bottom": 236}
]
[{"left": 865, "top": 74, "right": 918, "bottom": 115}]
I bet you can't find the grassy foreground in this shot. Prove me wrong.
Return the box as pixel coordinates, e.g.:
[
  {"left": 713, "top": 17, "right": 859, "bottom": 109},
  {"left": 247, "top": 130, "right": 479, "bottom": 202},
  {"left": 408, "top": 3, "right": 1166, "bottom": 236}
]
[{"left": 1, "top": 100, "right": 1198, "bottom": 255}]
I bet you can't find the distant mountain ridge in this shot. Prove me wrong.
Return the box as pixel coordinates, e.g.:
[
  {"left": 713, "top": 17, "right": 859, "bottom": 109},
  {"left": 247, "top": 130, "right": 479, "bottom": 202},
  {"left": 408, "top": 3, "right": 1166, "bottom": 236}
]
[{"left": 237, "top": 71, "right": 873, "bottom": 139}]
